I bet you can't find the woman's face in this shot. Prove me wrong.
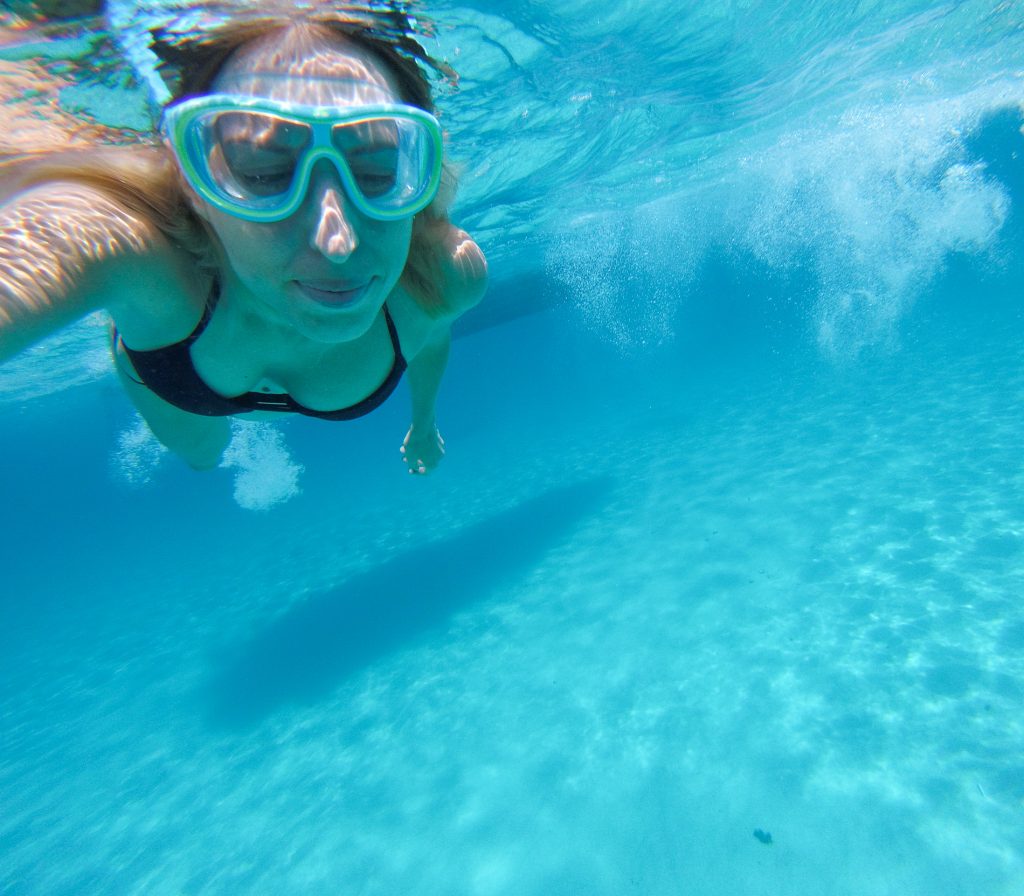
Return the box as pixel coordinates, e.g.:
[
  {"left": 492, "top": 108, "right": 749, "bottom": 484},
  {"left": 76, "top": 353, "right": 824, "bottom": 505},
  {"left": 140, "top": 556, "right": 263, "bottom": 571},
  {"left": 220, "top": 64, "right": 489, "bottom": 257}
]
[{"left": 194, "top": 28, "right": 415, "bottom": 344}]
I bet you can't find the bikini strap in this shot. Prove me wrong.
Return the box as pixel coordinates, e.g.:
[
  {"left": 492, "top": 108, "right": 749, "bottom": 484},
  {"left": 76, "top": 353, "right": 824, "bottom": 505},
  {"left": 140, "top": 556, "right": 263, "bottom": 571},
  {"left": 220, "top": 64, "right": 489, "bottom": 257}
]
[
  {"left": 180, "top": 279, "right": 220, "bottom": 347},
  {"left": 382, "top": 305, "right": 406, "bottom": 364}
]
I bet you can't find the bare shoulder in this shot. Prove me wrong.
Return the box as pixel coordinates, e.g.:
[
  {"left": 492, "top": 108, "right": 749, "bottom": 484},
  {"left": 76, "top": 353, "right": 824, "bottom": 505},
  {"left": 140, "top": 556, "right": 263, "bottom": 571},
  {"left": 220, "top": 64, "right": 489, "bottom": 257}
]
[
  {"left": 0, "top": 180, "right": 204, "bottom": 345},
  {"left": 388, "top": 225, "right": 486, "bottom": 356},
  {"left": 436, "top": 224, "right": 488, "bottom": 317}
]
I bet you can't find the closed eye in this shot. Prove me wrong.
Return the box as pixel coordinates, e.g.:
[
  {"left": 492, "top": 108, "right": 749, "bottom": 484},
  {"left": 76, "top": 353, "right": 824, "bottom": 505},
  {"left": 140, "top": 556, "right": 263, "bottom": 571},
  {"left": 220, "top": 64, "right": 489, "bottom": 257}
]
[{"left": 222, "top": 145, "right": 299, "bottom": 195}]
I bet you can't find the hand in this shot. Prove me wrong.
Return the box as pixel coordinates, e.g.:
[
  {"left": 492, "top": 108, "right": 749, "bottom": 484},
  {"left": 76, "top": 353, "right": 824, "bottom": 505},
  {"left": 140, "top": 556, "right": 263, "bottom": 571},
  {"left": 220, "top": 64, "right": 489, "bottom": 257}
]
[{"left": 400, "top": 422, "right": 445, "bottom": 475}]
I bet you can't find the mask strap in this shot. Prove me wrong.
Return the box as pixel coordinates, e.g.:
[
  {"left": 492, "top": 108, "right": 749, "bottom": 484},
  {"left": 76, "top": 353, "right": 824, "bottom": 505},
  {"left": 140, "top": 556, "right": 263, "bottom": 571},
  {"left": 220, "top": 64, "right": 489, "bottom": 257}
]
[{"left": 105, "top": 0, "right": 172, "bottom": 123}]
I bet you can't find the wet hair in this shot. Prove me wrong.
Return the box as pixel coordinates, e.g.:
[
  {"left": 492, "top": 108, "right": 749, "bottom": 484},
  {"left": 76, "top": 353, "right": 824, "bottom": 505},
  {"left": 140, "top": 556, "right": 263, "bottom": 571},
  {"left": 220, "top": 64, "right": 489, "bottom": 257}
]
[
  {"left": 1, "top": 8, "right": 457, "bottom": 312},
  {"left": 153, "top": 11, "right": 450, "bottom": 111}
]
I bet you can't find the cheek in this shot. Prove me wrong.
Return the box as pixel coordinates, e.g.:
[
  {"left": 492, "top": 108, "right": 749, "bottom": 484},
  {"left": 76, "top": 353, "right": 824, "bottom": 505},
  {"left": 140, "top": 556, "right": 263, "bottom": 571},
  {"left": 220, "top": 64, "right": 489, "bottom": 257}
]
[
  {"left": 205, "top": 203, "right": 414, "bottom": 274},
  {"left": 378, "top": 222, "right": 414, "bottom": 288},
  {"left": 207, "top": 212, "right": 291, "bottom": 267},
  {"left": 377, "top": 218, "right": 414, "bottom": 264}
]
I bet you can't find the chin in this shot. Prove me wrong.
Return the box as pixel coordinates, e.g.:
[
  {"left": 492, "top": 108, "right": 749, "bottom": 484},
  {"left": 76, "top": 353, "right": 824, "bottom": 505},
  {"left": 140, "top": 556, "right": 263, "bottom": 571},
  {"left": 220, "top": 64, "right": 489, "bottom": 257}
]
[{"left": 291, "top": 297, "right": 382, "bottom": 343}]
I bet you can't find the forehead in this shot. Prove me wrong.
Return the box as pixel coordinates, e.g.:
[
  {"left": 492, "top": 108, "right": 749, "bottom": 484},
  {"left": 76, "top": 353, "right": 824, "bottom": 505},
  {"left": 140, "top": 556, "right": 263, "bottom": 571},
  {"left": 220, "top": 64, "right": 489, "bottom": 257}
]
[{"left": 211, "top": 27, "right": 400, "bottom": 106}]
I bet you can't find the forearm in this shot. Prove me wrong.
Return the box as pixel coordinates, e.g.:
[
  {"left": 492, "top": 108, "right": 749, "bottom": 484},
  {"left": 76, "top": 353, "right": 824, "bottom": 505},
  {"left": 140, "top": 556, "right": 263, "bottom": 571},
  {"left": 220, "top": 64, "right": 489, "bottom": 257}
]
[
  {"left": 401, "top": 225, "right": 486, "bottom": 446},
  {"left": 405, "top": 328, "right": 451, "bottom": 429}
]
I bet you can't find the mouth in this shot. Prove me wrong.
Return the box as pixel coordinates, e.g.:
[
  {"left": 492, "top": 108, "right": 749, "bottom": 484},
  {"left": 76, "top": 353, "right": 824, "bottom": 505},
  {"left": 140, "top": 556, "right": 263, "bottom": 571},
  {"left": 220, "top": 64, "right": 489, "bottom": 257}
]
[{"left": 294, "top": 280, "right": 372, "bottom": 308}]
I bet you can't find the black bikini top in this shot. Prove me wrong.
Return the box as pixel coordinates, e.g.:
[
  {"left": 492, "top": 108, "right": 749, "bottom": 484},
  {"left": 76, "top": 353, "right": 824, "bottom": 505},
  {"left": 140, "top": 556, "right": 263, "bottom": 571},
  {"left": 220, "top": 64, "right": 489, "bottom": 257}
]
[{"left": 119, "top": 284, "right": 407, "bottom": 420}]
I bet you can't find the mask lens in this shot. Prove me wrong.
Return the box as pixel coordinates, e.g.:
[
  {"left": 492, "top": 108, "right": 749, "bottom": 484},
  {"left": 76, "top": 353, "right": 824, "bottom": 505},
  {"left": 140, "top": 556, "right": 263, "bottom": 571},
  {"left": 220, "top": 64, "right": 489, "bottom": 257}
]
[
  {"left": 334, "top": 116, "right": 437, "bottom": 212},
  {"left": 191, "top": 110, "right": 312, "bottom": 206},
  {"left": 169, "top": 98, "right": 442, "bottom": 221}
]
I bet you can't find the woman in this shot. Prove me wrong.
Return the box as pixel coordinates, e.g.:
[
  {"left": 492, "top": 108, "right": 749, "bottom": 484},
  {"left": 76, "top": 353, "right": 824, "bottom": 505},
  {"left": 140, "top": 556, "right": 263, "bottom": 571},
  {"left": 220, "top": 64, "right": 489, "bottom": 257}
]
[{"left": 0, "top": 8, "right": 487, "bottom": 474}]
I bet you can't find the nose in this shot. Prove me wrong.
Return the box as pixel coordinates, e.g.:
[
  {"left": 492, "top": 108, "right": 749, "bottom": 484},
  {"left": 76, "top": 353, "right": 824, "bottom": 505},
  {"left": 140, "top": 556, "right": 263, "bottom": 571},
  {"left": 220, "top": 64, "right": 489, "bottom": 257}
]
[{"left": 306, "top": 161, "right": 358, "bottom": 261}]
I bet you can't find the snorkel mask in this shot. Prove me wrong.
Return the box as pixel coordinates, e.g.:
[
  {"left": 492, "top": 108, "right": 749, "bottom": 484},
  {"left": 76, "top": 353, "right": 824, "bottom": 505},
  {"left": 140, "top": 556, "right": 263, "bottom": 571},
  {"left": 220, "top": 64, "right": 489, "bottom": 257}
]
[
  {"left": 161, "top": 93, "right": 443, "bottom": 222},
  {"left": 108, "top": 3, "right": 456, "bottom": 223}
]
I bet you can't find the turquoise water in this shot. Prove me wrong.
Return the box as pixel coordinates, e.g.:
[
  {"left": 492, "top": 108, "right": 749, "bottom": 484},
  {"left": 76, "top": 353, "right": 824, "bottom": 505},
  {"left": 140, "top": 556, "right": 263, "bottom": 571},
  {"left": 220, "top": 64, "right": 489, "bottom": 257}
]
[{"left": 2, "top": 2, "right": 1024, "bottom": 893}]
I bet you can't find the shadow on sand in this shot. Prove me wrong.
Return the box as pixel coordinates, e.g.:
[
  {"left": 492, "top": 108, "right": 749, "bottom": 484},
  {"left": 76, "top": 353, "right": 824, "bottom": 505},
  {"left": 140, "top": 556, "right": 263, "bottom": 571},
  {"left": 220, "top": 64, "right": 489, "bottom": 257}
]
[{"left": 203, "top": 477, "right": 612, "bottom": 729}]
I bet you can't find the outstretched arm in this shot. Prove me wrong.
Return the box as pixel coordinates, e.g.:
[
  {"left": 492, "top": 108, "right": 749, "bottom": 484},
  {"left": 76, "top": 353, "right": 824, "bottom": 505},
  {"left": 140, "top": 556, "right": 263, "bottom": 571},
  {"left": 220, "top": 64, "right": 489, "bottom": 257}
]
[
  {"left": 401, "top": 326, "right": 451, "bottom": 474},
  {"left": 400, "top": 226, "right": 487, "bottom": 475}
]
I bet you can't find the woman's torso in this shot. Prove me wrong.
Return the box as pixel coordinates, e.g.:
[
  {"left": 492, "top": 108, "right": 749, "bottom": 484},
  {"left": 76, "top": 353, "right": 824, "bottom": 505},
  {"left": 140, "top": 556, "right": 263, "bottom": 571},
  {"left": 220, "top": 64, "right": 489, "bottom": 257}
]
[{"left": 110, "top": 240, "right": 437, "bottom": 417}]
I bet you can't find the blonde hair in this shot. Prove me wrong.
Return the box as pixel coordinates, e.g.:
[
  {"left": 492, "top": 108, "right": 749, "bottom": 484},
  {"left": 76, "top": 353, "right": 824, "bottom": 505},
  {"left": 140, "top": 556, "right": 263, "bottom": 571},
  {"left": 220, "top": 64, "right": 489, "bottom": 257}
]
[{"left": 1, "top": 12, "right": 455, "bottom": 311}]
